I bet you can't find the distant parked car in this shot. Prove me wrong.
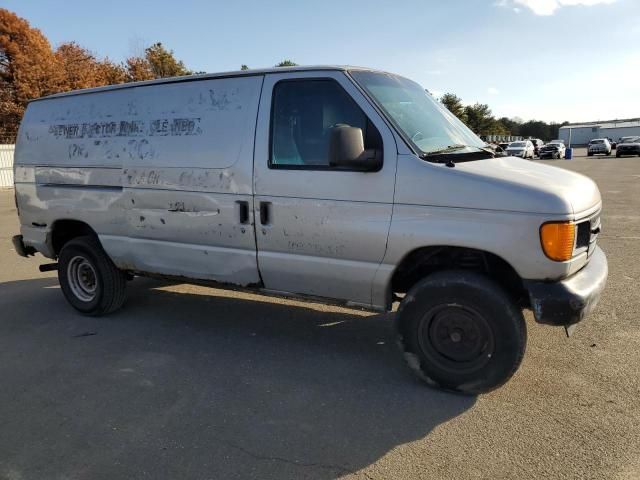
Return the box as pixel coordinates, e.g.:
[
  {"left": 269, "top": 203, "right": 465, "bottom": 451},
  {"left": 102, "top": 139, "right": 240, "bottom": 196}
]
[
  {"left": 615, "top": 136, "right": 640, "bottom": 157},
  {"left": 608, "top": 138, "right": 617, "bottom": 150},
  {"left": 530, "top": 139, "right": 544, "bottom": 157},
  {"left": 587, "top": 138, "right": 611, "bottom": 156},
  {"left": 506, "top": 140, "right": 535, "bottom": 158},
  {"left": 538, "top": 142, "right": 566, "bottom": 159},
  {"left": 494, "top": 142, "right": 510, "bottom": 156}
]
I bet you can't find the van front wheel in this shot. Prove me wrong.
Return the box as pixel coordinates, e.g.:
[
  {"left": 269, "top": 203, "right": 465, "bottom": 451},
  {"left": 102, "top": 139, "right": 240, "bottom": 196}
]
[
  {"left": 58, "top": 236, "right": 127, "bottom": 316},
  {"left": 396, "top": 271, "right": 526, "bottom": 394}
]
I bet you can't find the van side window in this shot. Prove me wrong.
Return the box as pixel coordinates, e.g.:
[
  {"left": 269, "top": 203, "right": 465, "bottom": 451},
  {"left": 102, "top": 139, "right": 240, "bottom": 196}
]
[{"left": 270, "top": 79, "right": 381, "bottom": 169}]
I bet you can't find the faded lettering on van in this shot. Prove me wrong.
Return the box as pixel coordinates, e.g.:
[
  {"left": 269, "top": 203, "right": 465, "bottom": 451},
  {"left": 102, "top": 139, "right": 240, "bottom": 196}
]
[
  {"left": 48, "top": 118, "right": 202, "bottom": 139},
  {"left": 149, "top": 118, "right": 202, "bottom": 136},
  {"left": 68, "top": 143, "right": 88, "bottom": 159}
]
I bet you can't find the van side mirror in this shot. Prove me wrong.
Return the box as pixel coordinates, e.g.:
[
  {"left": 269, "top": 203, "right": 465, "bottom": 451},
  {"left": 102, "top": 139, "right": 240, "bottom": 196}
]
[{"left": 328, "top": 126, "right": 382, "bottom": 171}]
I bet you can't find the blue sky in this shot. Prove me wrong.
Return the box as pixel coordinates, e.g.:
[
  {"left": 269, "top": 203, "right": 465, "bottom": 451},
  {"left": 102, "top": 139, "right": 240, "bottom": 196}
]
[{"left": 6, "top": 0, "right": 639, "bottom": 123}]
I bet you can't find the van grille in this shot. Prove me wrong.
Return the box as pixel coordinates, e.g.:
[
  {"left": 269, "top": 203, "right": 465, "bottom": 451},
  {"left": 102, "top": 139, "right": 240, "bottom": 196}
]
[
  {"left": 575, "top": 210, "right": 601, "bottom": 257},
  {"left": 576, "top": 221, "right": 590, "bottom": 249}
]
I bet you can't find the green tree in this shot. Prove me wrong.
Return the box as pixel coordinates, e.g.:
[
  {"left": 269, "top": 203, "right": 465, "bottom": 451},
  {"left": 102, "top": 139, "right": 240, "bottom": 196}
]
[
  {"left": 439, "top": 93, "right": 467, "bottom": 124},
  {"left": 498, "top": 117, "right": 520, "bottom": 137},
  {"left": 125, "top": 42, "right": 191, "bottom": 81},
  {"left": 240, "top": 64, "right": 249, "bottom": 70},
  {"left": 464, "top": 103, "right": 495, "bottom": 135},
  {"left": 485, "top": 118, "right": 509, "bottom": 135},
  {"left": 509, "top": 119, "right": 546, "bottom": 141},
  {"left": 275, "top": 59, "right": 298, "bottom": 67},
  {"left": 144, "top": 42, "right": 191, "bottom": 78}
]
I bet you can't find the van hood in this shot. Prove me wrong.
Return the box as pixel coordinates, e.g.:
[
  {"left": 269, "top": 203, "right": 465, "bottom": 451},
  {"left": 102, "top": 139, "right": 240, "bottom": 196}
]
[
  {"left": 395, "top": 155, "right": 601, "bottom": 217},
  {"left": 452, "top": 156, "right": 600, "bottom": 216}
]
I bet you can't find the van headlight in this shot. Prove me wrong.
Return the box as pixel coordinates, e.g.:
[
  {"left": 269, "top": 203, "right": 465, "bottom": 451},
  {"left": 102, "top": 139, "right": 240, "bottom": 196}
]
[{"left": 540, "top": 222, "right": 575, "bottom": 261}]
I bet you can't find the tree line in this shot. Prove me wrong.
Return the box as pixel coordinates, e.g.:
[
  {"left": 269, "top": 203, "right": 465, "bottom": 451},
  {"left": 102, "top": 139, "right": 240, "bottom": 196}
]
[
  {"left": 0, "top": 9, "right": 297, "bottom": 142},
  {"left": 439, "top": 93, "right": 568, "bottom": 141},
  {"left": 2, "top": 7, "right": 565, "bottom": 144}
]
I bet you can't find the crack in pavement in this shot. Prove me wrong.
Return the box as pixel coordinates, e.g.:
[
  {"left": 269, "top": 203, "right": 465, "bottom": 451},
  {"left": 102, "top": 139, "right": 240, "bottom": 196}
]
[{"left": 220, "top": 438, "right": 375, "bottom": 479}]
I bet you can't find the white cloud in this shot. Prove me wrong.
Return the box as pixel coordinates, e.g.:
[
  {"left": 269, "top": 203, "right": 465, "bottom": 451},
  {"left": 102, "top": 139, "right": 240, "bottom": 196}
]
[
  {"left": 496, "top": 0, "right": 616, "bottom": 16},
  {"left": 488, "top": 87, "right": 500, "bottom": 95}
]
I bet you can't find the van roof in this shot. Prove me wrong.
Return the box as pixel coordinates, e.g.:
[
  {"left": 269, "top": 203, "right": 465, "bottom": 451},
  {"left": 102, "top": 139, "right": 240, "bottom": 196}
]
[{"left": 33, "top": 65, "right": 380, "bottom": 102}]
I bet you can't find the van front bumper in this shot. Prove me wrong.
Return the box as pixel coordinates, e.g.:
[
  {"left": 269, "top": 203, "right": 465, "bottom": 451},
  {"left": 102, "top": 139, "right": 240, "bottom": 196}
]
[{"left": 524, "top": 246, "right": 608, "bottom": 326}]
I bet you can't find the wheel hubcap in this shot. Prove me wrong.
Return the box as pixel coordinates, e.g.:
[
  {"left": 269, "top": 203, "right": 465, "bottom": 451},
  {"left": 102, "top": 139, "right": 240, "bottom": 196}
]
[
  {"left": 418, "top": 305, "right": 495, "bottom": 373},
  {"left": 67, "top": 256, "right": 97, "bottom": 302}
]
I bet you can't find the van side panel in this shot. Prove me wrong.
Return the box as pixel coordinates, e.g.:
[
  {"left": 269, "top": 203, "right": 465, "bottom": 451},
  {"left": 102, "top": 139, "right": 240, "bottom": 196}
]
[
  {"left": 15, "top": 76, "right": 264, "bottom": 286},
  {"left": 15, "top": 90, "right": 128, "bottom": 257},
  {"left": 372, "top": 154, "right": 580, "bottom": 304}
]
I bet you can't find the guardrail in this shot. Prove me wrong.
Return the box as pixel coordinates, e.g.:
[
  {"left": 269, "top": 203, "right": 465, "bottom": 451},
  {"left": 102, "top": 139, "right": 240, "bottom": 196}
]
[{"left": 0, "top": 144, "right": 15, "bottom": 188}]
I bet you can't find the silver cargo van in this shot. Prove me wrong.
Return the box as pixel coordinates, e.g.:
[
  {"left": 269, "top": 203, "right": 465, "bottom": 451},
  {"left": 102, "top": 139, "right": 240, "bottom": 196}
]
[{"left": 12, "top": 66, "right": 608, "bottom": 393}]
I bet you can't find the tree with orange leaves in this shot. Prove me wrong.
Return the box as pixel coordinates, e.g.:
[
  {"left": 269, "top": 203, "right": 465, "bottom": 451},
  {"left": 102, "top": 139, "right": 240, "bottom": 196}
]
[
  {"left": 0, "top": 8, "right": 61, "bottom": 141},
  {"left": 1, "top": 8, "right": 194, "bottom": 142},
  {"left": 55, "top": 42, "right": 127, "bottom": 91}
]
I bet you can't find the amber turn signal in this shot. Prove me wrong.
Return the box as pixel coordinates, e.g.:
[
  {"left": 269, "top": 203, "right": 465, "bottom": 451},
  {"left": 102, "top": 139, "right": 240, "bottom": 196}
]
[{"left": 540, "top": 222, "right": 575, "bottom": 261}]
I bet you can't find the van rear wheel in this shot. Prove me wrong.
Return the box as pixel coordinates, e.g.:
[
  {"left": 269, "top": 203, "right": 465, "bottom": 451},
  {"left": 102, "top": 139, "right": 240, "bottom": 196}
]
[
  {"left": 58, "top": 236, "right": 127, "bottom": 316},
  {"left": 396, "top": 270, "right": 526, "bottom": 394}
]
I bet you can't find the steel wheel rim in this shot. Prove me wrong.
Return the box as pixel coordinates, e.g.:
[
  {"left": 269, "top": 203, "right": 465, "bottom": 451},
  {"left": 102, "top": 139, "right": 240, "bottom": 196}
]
[
  {"left": 417, "top": 304, "right": 495, "bottom": 374},
  {"left": 67, "top": 255, "right": 98, "bottom": 302}
]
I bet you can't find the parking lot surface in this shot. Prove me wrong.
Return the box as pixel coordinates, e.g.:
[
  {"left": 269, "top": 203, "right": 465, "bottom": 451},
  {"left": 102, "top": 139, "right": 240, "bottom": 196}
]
[{"left": 1, "top": 148, "right": 638, "bottom": 479}]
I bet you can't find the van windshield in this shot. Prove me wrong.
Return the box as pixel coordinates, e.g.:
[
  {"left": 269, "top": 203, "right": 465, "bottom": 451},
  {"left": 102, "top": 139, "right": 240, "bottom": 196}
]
[{"left": 350, "top": 71, "right": 485, "bottom": 156}]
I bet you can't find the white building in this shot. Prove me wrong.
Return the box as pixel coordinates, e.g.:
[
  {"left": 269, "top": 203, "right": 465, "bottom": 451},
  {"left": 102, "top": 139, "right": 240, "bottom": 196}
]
[
  {"left": 558, "top": 119, "right": 640, "bottom": 146},
  {"left": 0, "top": 145, "right": 15, "bottom": 188}
]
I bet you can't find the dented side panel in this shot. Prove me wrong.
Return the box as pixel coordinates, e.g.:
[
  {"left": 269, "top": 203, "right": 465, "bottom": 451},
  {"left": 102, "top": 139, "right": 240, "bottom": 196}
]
[
  {"left": 14, "top": 173, "right": 128, "bottom": 258},
  {"left": 15, "top": 75, "right": 264, "bottom": 287}
]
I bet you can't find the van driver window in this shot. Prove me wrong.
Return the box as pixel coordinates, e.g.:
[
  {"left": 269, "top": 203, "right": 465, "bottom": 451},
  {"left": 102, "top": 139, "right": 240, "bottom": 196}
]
[{"left": 270, "top": 79, "right": 380, "bottom": 168}]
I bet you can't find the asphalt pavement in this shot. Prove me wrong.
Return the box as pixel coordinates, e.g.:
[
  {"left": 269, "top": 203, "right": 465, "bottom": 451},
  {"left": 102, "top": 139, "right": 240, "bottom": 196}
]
[{"left": 0, "top": 147, "right": 638, "bottom": 479}]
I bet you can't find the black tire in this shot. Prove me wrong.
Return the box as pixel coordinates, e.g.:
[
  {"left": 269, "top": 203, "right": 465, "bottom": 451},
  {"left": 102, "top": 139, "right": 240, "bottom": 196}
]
[
  {"left": 587, "top": 152, "right": 593, "bottom": 156},
  {"left": 396, "top": 270, "right": 526, "bottom": 395},
  {"left": 616, "top": 153, "right": 621, "bottom": 158},
  {"left": 58, "top": 236, "right": 127, "bottom": 316}
]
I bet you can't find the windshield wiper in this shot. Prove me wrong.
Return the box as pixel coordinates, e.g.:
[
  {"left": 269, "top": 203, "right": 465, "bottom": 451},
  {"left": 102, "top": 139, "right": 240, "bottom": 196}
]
[
  {"left": 421, "top": 144, "right": 468, "bottom": 155},
  {"left": 421, "top": 144, "right": 495, "bottom": 157},
  {"left": 419, "top": 144, "right": 495, "bottom": 167}
]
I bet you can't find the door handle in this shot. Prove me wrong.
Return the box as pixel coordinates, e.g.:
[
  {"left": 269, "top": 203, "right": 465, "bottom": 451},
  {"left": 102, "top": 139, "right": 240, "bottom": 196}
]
[
  {"left": 260, "top": 202, "right": 271, "bottom": 225},
  {"left": 237, "top": 201, "right": 249, "bottom": 224}
]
